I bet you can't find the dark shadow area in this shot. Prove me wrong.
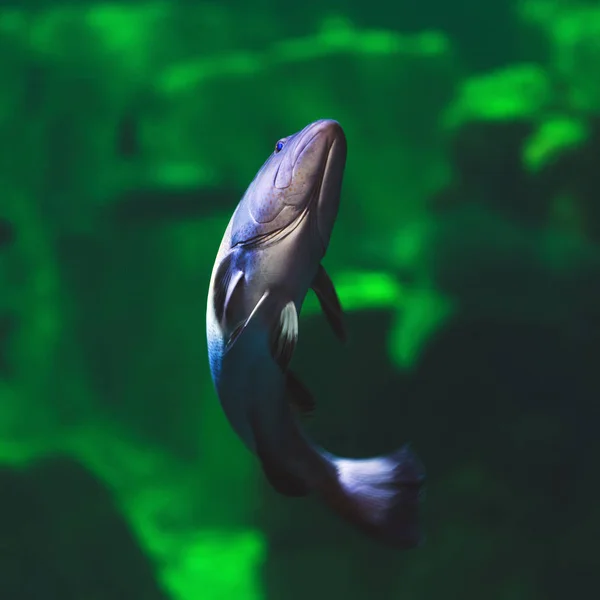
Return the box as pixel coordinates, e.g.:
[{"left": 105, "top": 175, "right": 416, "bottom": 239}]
[
  {"left": 109, "top": 187, "right": 241, "bottom": 226},
  {"left": 0, "top": 457, "right": 171, "bottom": 600},
  {"left": 259, "top": 301, "right": 600, "bottom": 598},
  {"left": 0, "top": 218, "right": 15, "bottom": 248}
]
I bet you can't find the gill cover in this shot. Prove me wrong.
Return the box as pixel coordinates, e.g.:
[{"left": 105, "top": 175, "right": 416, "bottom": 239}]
[{"left": 231, "top": 122, "right": 331, "bottom": 247}]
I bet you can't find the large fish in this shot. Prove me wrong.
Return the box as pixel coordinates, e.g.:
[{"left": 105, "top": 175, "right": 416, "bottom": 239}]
[{"left": 206, "top": 119, "right": 425, "bottom": 547}]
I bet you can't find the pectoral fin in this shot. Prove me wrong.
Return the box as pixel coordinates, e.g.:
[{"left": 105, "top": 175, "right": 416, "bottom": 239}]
[
  {"left": 213, "top": 253, "right": 244, "bottom": 325},
  {"left": 312, "top": 264, "right": 347, "bottom": 343},
  {"left": 225, "top": 292, "right": 298, "bottom": 374},
  {"left": 286, "top": 371, "right": 316, "bottom": 416},
  {"left": 269, "top": 300, "right": 298, "bottom": 372},
  {"left": 225, "top": 290, "right": 270, "bottom": 353}
]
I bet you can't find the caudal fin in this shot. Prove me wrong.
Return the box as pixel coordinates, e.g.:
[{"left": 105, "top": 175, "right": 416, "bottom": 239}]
[{"left": 317, "top": 445, "right": 426, "bottom": 548}]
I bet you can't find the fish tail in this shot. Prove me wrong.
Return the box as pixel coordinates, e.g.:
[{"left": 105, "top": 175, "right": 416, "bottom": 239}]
[{"left": 315, "top": 444, "right": 426, "bottom": 548}]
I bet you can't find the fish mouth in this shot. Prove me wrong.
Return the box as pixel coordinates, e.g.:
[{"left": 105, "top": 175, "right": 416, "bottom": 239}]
[
  {"left": 292, "top": 123, "right": 324, "bottom": 166},
  {"left": 305, "top": 120, "right": 347, "bottom": 252}
]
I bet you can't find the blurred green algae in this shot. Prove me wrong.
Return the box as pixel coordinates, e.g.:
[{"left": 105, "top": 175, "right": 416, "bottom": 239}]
[{"left": 1, "top": 1, "right": 600, "bottom": 599}]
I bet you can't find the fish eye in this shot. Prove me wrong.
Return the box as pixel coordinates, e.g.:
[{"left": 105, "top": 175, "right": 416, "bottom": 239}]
[{"left": 274, "top": 140, "right": 285, "bottom": 153}]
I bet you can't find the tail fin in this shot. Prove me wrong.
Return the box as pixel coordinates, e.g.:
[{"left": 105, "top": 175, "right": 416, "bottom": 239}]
[{"left": 316, "top": 445, "right": 426, "bottom": 548}]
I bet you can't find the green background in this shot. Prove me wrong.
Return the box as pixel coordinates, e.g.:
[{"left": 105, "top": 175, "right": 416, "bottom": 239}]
[{"left": 1, "top": 0, "right": 599, "bottom": 598}]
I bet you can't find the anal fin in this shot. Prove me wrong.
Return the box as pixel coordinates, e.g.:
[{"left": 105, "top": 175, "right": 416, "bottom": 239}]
[{"left": 286, "top": 371, "right": 316, "bottom": 417}]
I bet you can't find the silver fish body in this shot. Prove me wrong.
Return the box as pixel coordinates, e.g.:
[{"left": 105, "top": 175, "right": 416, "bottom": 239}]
[{"left": 207, "top": 119, "right": 425, "bottom": 546}]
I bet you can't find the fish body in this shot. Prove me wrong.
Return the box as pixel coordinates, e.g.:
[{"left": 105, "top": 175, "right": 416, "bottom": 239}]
[{"left": 207, "top": 120, "right": 425, "bottom": 547}]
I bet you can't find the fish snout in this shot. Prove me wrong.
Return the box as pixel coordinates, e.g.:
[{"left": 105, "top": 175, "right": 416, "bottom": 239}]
[{"left": 314, "top": 121, "right": 347, "bottom": 251}]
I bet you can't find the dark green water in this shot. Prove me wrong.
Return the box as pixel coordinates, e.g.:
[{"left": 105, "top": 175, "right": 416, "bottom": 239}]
[{"left": 0, "top": 1, "right": 599, "bottom": 598}]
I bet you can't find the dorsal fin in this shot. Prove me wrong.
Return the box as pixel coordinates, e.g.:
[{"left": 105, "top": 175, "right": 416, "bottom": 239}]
[{"left": 311, "top": 264, "right": 347, "bottom": 343}]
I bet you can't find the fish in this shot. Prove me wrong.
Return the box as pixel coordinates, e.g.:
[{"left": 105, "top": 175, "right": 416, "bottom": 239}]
[{"left": 206, "top": 119, "right": 425, "bottom": 548}]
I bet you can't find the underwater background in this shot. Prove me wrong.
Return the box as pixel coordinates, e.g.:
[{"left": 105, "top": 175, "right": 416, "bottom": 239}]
[{"left": 1, "top": 0, "right": 599, "bottom": 598}]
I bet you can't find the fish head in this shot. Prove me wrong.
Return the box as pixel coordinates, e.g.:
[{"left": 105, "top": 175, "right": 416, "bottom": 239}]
[{"left": 231, "top": 119, "right": 347, "bottom": 253}]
